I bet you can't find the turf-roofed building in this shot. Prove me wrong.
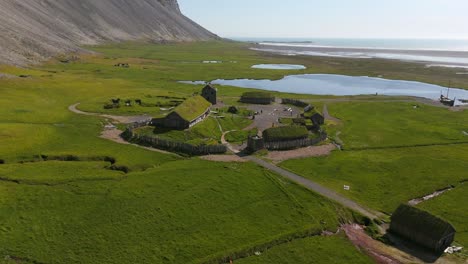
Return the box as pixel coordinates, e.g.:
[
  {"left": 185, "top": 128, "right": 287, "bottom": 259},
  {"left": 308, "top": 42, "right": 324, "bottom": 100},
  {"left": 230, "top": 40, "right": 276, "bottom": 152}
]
[
  {"left": 390, "top": 204, "right": 456, "bottom": 253},
  {"left": 151, "top": 95, "right": 212, "bottom": 130}
]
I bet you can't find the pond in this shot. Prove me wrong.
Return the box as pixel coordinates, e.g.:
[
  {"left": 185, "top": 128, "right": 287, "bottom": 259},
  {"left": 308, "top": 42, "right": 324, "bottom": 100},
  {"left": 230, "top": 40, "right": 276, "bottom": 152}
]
[
  {"left": 251, "top": 64, "right": 307, "bottom": 70},
  {"left": 181, "top": 74, "right": 468, "bottom": 105}
]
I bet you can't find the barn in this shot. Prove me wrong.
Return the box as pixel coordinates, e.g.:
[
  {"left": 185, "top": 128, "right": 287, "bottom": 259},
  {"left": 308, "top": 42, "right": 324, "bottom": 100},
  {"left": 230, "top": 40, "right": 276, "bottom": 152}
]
[
  {"left": 201, "top": 84, "right": 217, "bottom": 105},
  {"left": 390, "top": 204, "right": 456, "bottom": 253},
  {"left": 151, "top": 95, "right": 212, "bottom": 130}
]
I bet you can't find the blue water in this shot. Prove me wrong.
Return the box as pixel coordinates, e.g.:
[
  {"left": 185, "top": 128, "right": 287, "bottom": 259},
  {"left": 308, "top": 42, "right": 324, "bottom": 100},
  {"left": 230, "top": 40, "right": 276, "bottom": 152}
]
[
  {"left": 251, "top": 64, "right": 306, "bottom": 70},
  {"left": 181, "top": 74, "right": 468, "bottom": 105},
  {"left": 234, "top": 38, "right": 468, "bottom": 51}
]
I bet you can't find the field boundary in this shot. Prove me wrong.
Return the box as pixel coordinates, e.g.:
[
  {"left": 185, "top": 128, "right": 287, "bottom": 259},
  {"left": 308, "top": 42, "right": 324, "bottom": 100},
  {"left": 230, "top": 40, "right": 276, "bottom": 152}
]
[
  {"left": 345, "top": 141, "right": 468, "bottom": 151},
  {"left": 123, "top": 122, "right": 227, "bottom": 156},
  {"left": 198, "top": 227, "right": 324, "bottom": 264}
]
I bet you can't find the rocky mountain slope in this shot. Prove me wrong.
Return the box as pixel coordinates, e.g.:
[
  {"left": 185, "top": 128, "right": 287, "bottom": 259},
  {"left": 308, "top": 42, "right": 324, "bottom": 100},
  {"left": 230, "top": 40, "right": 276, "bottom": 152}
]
[{"left": 0, "top": 0, "right": 218, "bottom": 65}]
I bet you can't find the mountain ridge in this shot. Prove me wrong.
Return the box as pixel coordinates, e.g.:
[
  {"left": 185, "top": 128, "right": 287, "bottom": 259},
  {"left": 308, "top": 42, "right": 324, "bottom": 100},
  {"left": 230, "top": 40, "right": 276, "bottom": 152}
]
[{"left": 0, "top": 0, "right": 218, "bottom": 65}]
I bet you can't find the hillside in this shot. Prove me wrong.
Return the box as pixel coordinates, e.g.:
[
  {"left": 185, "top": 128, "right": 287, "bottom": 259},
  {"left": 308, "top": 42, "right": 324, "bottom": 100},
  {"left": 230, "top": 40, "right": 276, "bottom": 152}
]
[{"left": 0, "top": 0, "right": 218, "bottom": 65}]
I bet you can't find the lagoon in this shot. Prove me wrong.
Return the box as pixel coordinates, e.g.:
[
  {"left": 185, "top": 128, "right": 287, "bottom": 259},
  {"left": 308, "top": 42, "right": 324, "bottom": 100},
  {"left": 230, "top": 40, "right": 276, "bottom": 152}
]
[
  {"left": 182, "top": 74, "right": 468, "bottom": 105},
  {"left": 251, "top": 64, "right": 306, "bottom": 70}
]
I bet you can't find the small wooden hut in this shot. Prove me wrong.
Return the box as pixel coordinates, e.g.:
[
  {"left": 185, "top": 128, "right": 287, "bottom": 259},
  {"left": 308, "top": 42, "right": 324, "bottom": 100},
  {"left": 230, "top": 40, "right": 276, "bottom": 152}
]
[
  {"left": 390, "top": 204, "right": 456, "bottom": 253},
  {"left": 201, "top": 84, "right": 217, "bottom": 105}
]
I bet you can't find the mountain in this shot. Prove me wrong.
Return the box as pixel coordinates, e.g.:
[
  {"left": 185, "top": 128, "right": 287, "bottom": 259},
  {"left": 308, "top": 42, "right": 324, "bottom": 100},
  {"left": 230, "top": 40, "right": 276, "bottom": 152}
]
[{"left": 0, "top": 0, "right": 218, "bottom": 65}]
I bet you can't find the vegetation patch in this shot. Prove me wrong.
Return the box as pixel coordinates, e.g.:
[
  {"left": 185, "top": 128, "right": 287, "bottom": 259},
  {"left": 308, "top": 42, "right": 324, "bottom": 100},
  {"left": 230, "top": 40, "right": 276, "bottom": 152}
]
[
  {"left": 419, "top": 183, "right": 468, "bottom": 247},
  {"left": 173, "top": 95, "right": 211, "bottom": 121},
  {"left": 0, "top": 160, "right": 344, "bottom": 263},
  {"left": 324, "top": 102, "right": 468, "bottom": 149},
  {"left": 263, "top": 126, "right": 309, "bottom": 142},
  {"left": 280, "top": 144, "right": 468, "bottom": 214},
  {"left": 225, "top": 129, "right": 258, "bottom": 144},
  {"left": 235, "top": 234, "right": 373, "bottom": 264},
  {"left": 0, "top": 161, "right": 124, "bottom": 185}
]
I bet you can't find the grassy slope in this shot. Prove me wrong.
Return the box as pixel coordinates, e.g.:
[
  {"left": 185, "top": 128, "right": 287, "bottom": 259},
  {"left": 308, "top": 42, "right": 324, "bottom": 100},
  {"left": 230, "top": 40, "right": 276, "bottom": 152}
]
[
  {"left": 236, "top": 235, "right": 373, "bottom": 264},
  {"left": 0, "top": 160, "right": 345, "bottom": 264}
]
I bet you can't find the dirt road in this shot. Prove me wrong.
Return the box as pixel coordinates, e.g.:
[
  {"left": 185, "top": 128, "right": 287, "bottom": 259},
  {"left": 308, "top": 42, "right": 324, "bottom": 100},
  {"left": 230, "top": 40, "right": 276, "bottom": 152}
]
[
  {"left": 69, "top": 103, "right": 176, "bottom": 156},
  {"left": 243, "top": 155, "right": 383, "bottom": 220},
  {"left": 68, "top": 103, "right": 152, "bottom": 124}
]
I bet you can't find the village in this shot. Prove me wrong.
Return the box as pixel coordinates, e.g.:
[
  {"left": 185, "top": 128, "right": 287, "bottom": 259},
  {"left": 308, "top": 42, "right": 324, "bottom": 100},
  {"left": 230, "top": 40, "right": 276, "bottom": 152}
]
[
  {"left": 2, "top": 1, "right": 467, "bottom": 263},
  {"left": 117, "top": 84, "right": 328, "bottom": 156},
  {"left": 97, "top": 83, "right": 460, "bottom": 260}
]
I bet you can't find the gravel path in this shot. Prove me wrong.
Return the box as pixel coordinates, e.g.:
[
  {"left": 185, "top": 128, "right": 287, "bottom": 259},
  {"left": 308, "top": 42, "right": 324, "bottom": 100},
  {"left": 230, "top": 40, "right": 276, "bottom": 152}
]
[
  {"left": 322, "top": 104, "right": 341, "bottom": 123},
  {"left": 200, "top": 155, "right": 246, "bottom": 163},
  {"left": 265, "top": 144, "right": 336, "bottom": 163},
  {"left": 68, "top": 103, "right": 152, "bottom": 124},
  {"left": 69, "top": 103, "right": 175, "bottom": 156},
  {"left": 243, "top": 155, "right": 384, "bottom": 220}
]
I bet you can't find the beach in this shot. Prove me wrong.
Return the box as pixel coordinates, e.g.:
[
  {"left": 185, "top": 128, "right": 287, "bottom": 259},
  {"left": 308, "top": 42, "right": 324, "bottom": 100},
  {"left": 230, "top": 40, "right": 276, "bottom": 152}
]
[{"left": 250, "top": 41, "right": 468, "bottom": 68}]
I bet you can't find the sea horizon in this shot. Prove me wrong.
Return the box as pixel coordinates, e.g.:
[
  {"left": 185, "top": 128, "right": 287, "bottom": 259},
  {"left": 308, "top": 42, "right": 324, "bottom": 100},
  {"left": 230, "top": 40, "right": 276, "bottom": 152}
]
[{"left": 231, "top": 37, "right": 468, "bottom": 52}]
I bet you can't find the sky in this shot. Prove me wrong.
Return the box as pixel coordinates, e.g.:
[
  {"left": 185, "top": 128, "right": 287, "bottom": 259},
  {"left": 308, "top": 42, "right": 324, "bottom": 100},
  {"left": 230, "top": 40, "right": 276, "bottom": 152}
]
[{"left": 178, "top": 0, "right": 468, "bottom": 39}]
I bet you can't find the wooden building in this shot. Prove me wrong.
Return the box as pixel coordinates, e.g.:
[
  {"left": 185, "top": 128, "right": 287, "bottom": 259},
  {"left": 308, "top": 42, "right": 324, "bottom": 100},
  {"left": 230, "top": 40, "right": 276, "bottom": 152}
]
[
  {"left": 151, "top": 95, "right": 212, "bottom": 130},
  {"left": 310, "top": 112, "right": 325, "bottom": 126},
  {"left": 390, "top": 204, "right": 456, "bottom": 253},
  {"left": 201, "top": 84, "right": 217, "bottom": 105},
  {"left": 240, "top": 92, "right": 275, "bottom": 105}
]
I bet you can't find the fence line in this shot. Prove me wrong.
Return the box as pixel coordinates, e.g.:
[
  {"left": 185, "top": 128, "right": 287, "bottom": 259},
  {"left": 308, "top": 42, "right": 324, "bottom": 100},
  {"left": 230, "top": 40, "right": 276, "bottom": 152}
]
[
  {"left": 281, "top": 98, "right": 309, "bottom": 108},
  {"left": 123, "top": 122, "right": 227, "bottom": 156},
  {"left": 264, "top": 132, "right": 327, "bottom": 151}
]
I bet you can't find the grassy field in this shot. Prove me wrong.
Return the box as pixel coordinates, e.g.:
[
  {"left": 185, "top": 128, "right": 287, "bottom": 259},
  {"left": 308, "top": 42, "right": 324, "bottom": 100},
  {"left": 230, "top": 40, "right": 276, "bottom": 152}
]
[
  {"left": 1, "top": 41, "right": 468, "bottom": 262},
  {"left": 323, "top": 102, "right": 468, "bottom": 150},
  {"left": 418, "top": 183, "right": 468, "bottom": 247},
  {"left": 134, "top": 114, "right": 252, "bottom": 146},
  {"left": 0, "top": 160, "right": 349, "bottom": 263},
  {"left": 280, "top": 144, "right": 467, "bottom": 214},
  {"left": 263, "top": 126, "right": 309, "bottom": 142},
  {"left": 0, "top": 41, "right": 372, "bottom": 263},
  {"left": 236, "top": 235, "right": 373, "bottom": 264},
  {"left": 225, "top": 129, "right": 258, "bottom": 144}
]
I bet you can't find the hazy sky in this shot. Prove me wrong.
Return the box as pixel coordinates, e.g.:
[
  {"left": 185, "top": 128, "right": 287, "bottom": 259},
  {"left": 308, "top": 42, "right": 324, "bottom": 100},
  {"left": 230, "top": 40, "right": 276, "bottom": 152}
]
[{"left": 178, "top": 0, "right": 468, "bottom": 39}]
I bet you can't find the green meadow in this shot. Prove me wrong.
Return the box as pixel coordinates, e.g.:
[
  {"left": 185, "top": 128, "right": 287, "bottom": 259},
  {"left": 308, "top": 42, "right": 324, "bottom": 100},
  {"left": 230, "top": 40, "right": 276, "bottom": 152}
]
[
  {"left": 419, "top": 183, "right": 468, "bottom": 247},
  {"left": 0, "top": 160, "right": 349, "bottom": 263},
  {"left": 280, "top": 101, "right": 468, "bottom": 247},
  {"left": 322, "top": 102, "right": 468, "bottom": 150},
  {"left": 1, "top": 41, "right": 467, "bottom": 262},
  {"left": 237, "top": 235, "right": 374, "bottom": 264}
]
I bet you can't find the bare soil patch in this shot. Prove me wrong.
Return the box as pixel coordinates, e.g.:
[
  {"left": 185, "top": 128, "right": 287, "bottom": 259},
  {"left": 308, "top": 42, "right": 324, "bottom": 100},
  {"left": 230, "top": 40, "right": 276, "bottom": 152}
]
[
  {"left": 199, "top": 155, "right": 247, "bottom": 163},
  {"left": 343, "top": 224, "right": 417, "bottom": 264},
  {"left": 266, "top": 144, "right": 336, "bottom": 163},
  {"left": 68, "top": 103, "right": 151, "bottom": 124}
]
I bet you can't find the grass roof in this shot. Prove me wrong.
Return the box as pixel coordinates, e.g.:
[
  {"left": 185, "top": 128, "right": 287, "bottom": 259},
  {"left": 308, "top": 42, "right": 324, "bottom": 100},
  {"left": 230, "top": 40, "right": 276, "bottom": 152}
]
[
  {"left": 390, "top": 204, "right": 455, "bottom": 241},
  {"left": 173, "top": 95, "right": 211, "bottom": 122},
  {"left": 303, "top": 109, "right": 322, "bottom": 118},
  {"left": 263, "top": 126, "right": 309, "bottom": 142},
  {"left": 241, "top": 91, "right": 273, "bottom": 99}
]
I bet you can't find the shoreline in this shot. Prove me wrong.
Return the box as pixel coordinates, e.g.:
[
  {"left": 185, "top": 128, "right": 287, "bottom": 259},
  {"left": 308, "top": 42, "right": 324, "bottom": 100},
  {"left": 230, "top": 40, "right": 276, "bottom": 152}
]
[{"left": 252, "top": 43, "right": 468, "bottom": 67}]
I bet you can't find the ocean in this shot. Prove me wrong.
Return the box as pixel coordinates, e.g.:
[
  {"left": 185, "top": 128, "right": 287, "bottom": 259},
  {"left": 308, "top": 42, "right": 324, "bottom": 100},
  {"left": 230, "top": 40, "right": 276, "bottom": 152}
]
[
  {"left": 233, "top": 38, "right": 468, "bottom": 51},
  {"left": 233, "top": 38, "right": 468, "bottom": 67}
]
